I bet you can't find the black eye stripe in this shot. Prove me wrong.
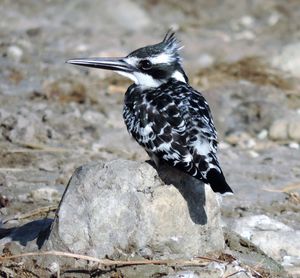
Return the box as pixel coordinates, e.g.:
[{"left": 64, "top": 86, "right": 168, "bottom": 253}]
[{"left": 139, "top": 59, "right": 152, "bottom": 70}]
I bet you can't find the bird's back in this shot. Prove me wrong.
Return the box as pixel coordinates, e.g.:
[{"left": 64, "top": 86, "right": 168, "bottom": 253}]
[{"left": 123, "top": 79, "right": 233, "bottom": 194}]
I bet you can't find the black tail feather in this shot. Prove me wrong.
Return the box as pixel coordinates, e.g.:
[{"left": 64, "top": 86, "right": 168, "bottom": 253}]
[{"left": 206, "top": 168, "right": 233, "bottom": 194}]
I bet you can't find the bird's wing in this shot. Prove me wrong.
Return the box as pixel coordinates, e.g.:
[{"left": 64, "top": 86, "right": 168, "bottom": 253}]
[
  {"left": 129, "top": 84, "right": 232, "bottom": 193},
  {"left": 134, "top": 90, "right": 201, "bottom": 177},
  {"left": 170, "top": 85, "right": 233, "bottom": 194}
]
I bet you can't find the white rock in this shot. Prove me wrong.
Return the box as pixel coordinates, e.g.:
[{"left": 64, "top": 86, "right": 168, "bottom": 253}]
[
  {"left": 44, "top": 160, "right": 224, "bottom": 259},
  {"left": 269, "top": 119, "right": 288, "bottom": 141},
  {"left": 282, "top": 255, "right": 300, "bottom": 267},
  {"left": 197, "top": 54, "right": 215, "bottom": 68},
  {"left": 235, "top": 31, "right": 255, "bottom": 40},
  {"left": 251, "top": 231, "right": 300, "bottom": 260},
  {"left": 289, "top": 142, "right": 299, "bottom": 149},
  {"left": 268, "top": 12, "right": 281, "bottom": 26},
  {"left": 82, "top": 110, "right": 105, "bottom": 124},
  {"left": 257, "top": 129, "right": 268, "bottom": 140},
  {"left": 233, "top": 215, "right": 300, "bottom": 260},
  {"left": 272, "top": 42, "right": 300, "bottom": 77},
  {"left": 101, "top": 0, "right": 150, "bottom": 31},
  {"left": 288, "top": 120, "right": 300, "bottom": 141},
  {"left": 233, "top": 214, "right": 293, "bottom": 240},
  {"left": 30, "top": 188, "right": 60, "bottom": 202},
  {"left": 240, "top": 15, "right": 255, "bottom": 28},
  {"left": 7, "top": 45, "right": 23, "bottom": 62}
]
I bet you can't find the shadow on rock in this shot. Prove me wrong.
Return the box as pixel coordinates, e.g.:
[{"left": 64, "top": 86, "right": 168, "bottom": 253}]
[
  {"left": 153, "top": 162, "right": 207, "bottom": 225},
  {"left": 0, "top": 218, "right": 53, "bottom": 249}
]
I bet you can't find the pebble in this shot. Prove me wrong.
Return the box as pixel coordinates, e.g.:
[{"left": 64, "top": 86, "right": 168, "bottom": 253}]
[
  {"left": 288, "top": 120, "right": 300, "bottom": 141},
  {"left": 269, "top": 119, "right": 288, "bottom": 141},
  {"left": 282, "top": 256, "right": 300, "bottom": 267},
  {"left": 82, "top": 110, "right": 105, "bottom": 124},
  {"left": 247, "top": 150, "right": 259, "bottom": 158},
  {"left": 288, "top": 142, "right": 299, "bottom": 149},
  {"left": 225, "top": 132, "right": 256, "bottom": 149},
  {"left": 234, "top": 30, "right": 255, "bottom": 40},
  {"left": 257, "top": 129, "right": 268, "bottom": 140},
  {"left": 268, "top": 12, "right": 281, "bottom": 26},
  {"left": 218, "top": 141, "right": 230, "bottom": 150},
  {"left": 7, "top": 45, "right": 23, "bottom": 62},
  {"left": 75, "top": 44, "right": 89, "bottom": 52},
  {"left": 240, "top": 15, "right": 255, "bottom": 28},
  {"left": 30, "top": 188, "right": 60, "bottom": 202},
  {"left": 272, "top": 42, "right": 300, "bottom": 77},
  {"left": 197, "top": 53, "right": 215, "bottom": 68}
]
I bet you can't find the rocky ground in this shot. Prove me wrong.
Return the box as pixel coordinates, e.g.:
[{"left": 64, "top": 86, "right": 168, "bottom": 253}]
[{"left": 0, "top": 0, "right": 300, "bottom": 277}]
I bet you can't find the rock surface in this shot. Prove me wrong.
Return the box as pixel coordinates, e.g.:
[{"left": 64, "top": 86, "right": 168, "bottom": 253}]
[
  {"left": 44, "top": 159, "right": 224, "bottom": 259},
  {"left": 232, "top": 215, "right": 300, "bottom": 274}
]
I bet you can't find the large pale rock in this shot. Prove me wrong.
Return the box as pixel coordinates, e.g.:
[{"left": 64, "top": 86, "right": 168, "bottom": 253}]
[
  {"left": 232, "top": 215, "right": 300, "bottom": 260},
  {"left": 44, "top": 159, "right": 224, "bottom": 259}
]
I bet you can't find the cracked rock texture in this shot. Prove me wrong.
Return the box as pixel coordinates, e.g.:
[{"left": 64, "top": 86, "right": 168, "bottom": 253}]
[{"left": 44, "top": 159, "right": 224, "bottom": 259}]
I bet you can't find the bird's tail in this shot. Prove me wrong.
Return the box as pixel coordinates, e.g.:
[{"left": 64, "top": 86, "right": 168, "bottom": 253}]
[{"left": 206, "top": 168, "right": 233, "bottom": 195}]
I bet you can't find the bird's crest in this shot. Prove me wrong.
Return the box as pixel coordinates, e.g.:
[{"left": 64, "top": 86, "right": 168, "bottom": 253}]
[
  {"left": 162, "top": 30, "right": 183, "bottom": 63},
  {"left": 163, "top": 31, "right": 182, "bottom": 51}
]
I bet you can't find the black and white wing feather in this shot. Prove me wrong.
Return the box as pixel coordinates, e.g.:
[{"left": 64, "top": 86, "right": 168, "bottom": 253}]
[{"left": 123, "top": 80, "right": 233, "bottom": 194}]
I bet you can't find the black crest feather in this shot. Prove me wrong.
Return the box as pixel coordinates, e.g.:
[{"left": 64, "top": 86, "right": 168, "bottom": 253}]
[{"left": 162, "top": 30, "right": 182, "bottom": 62}]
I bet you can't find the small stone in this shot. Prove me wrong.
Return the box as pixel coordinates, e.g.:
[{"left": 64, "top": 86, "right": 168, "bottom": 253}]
[
  {"left": 108, "top": 0, "right": 150, "bottom": 31},
  {"left": 288, "top": 142, "right": 299, "bottom": 149},
  {"left": 268, "top": 12, "right": 281, "bottom": 26},
  {"left": 247, "top": 150, "right": 259, "bottom": 158},
  {"left": 82, "top": 110, "right": 105, "bottom": 124},
  {"left": 197, "top": 54, "right": 215, "bottom": 68},
  {"left": 235, "top": 31, "right": 255, "bottom": 40},
  {"left": 257, "top": 129, "right": 268, "bottom": 140},
  {"left": 7, "top": 45, "right": 23, "bottom": 62},
  {"left": 240, "top": 15, "right": 255, "bottom": 28},
  {"left": 30, "top": 188, "right": 60, "bottom": 202},
  {"left": 75, "top": 44, "right": 88, "bottom": 52},
  {"left": 288, "top": 120, "right": 300, "bottom": 141},
  {"left": 48, "top": 262, "right": 60, "bottom": 274},
  {"left": 225, "top": 132, "right": 255, "bottom": 149},
  {"left": 272, "top": 42, "right": 300, "bottom": 77},
  {"left": 282, "top": 255, "right": 300, "bottom": 267},
  {"left": 43, "top": 78, "right": 87, "bottom": 103},
  {"left": 218, "top": 141, "right": 230, "bottom": 150},
  {"left": 269, "top": 119, "right": 288, "bottom": 141}
]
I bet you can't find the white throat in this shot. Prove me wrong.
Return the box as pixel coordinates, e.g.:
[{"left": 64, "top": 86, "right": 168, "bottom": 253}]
[{"left": 115, "top": 70, "right": 186, "bottom": 88}]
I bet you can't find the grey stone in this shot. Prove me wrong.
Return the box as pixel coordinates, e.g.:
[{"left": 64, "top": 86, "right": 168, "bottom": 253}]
[
  {"left": 272, "top": 42, "right": 300, "bottom": 77},
  {"left": 100, "top": 0, "right": 150, "bottom": 31},
  {"left": 29, "top": 187, "right": 60, "bottom": 202},
  {"left": 269, "top": 119, "right": 288, "bottom": 141},
  {"left": 6, "top": 45, "right": 23, "bottom": 62},
  {"left": 44, "top": 159, "right": 224, "bottom": 259},
  {"left": 251, "top": 231, "right": 300, "bottom": 260},
  {"left": 288, "top": 120, "right": 300, "bottom": 141},
  {"left": 232, "top": 215, "right": 293, "bottom": 240},
  {"left": 232, "top": 215, "right": 300, "bottom": 260}
]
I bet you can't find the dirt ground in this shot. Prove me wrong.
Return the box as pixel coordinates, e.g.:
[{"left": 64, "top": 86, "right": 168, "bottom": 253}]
[{"left": 0, "top": 0, "right": 300, "bottom": 277}]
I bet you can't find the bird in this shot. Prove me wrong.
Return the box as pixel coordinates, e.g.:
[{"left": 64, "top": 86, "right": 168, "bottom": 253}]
[{"left": 67, "top": 31, "right": 233, "bottom": 194}]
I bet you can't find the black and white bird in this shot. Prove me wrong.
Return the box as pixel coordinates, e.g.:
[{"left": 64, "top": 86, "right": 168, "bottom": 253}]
[{"left": 67, "top": 31, "right": 233, "bottom": 194}]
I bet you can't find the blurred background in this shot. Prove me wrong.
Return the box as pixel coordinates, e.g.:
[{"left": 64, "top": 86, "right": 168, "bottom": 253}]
[{"left": 0, "top": 0, "right": 300, "bottom": 275}]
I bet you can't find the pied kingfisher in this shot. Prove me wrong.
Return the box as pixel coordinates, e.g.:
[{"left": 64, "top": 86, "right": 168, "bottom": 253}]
[{"left": 67, "top": 31, "right": 233, "bottom": 194}]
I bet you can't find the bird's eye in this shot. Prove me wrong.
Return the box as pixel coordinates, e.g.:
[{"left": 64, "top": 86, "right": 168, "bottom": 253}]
[{"left": 139, "top": 59, "right": 152, "bottom": 70}]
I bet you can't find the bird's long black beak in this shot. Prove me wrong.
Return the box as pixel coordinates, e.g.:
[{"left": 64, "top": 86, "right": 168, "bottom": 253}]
[{"left": 66, "top": 57, "right": 135, "bottom": 72}]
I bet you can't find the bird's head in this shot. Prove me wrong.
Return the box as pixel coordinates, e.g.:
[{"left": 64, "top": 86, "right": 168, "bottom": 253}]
[{"left": 67, "top": 31, "right": 188, "bottom": 88}]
